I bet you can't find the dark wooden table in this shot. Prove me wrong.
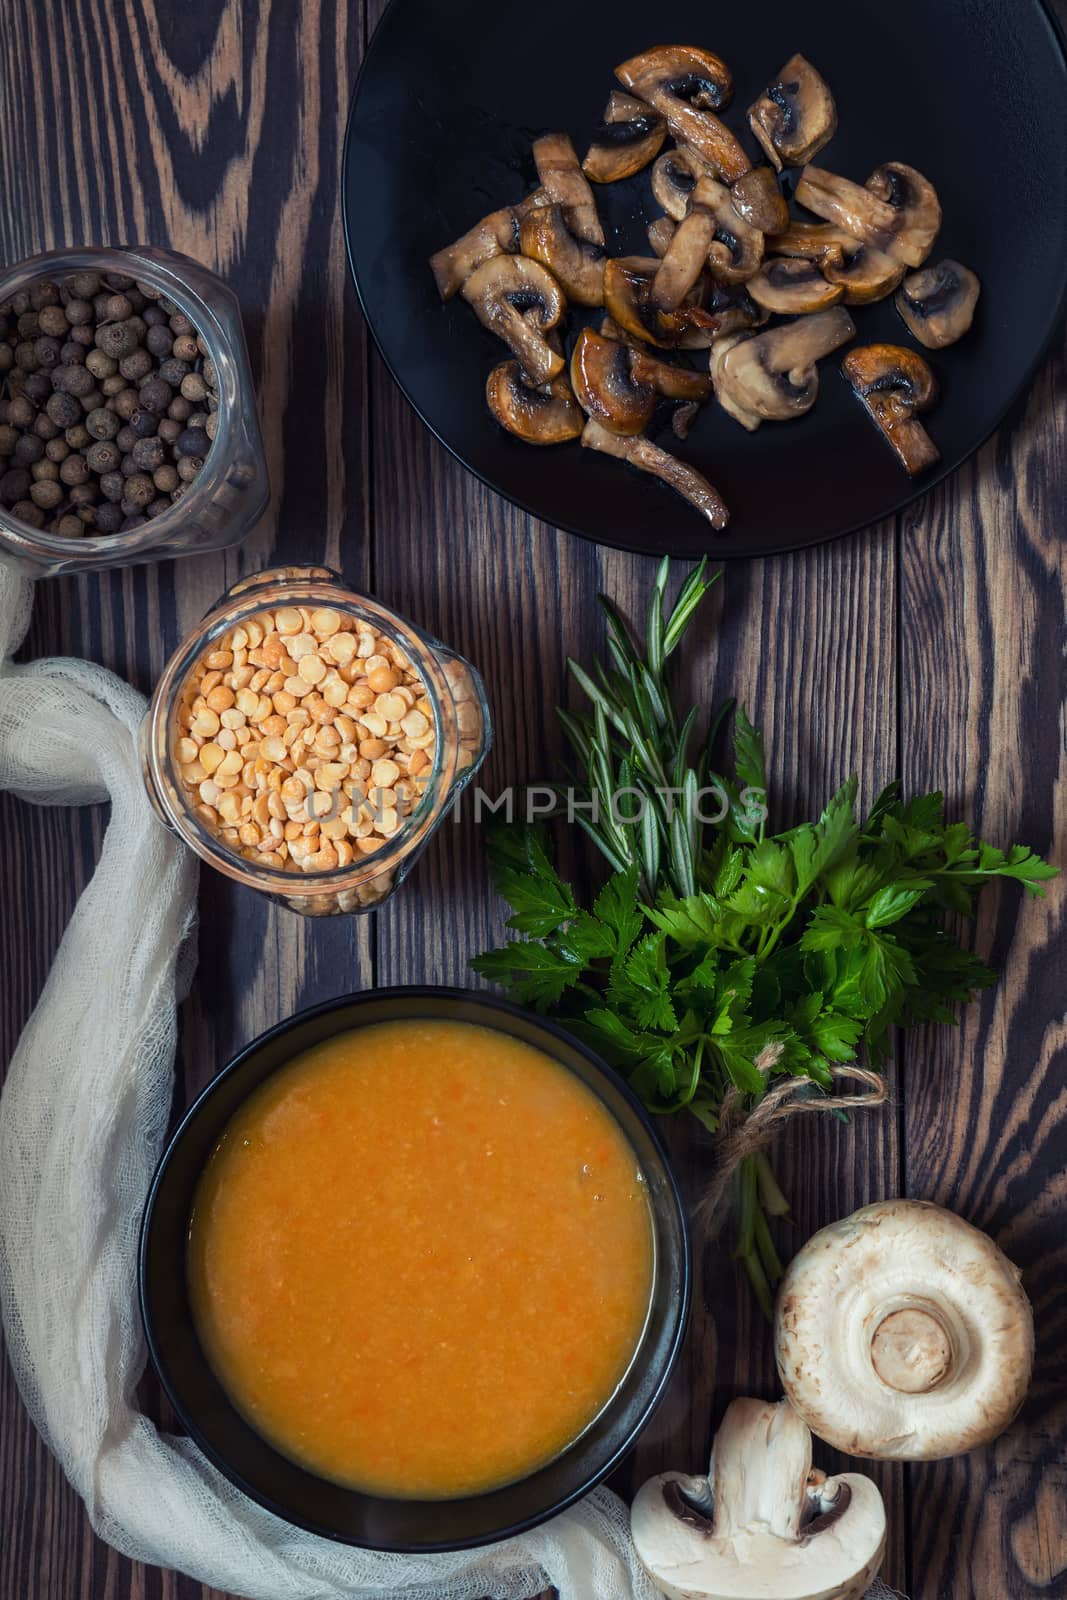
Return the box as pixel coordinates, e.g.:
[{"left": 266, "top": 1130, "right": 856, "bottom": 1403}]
[{"left": 1, "top": 3, "right": 1065, "bottom": 1598}]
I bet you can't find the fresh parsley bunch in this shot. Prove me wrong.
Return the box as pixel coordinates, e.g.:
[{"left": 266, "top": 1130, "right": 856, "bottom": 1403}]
[{"left": 473, "top": 559, "right": 1057, "bottom": 1314}]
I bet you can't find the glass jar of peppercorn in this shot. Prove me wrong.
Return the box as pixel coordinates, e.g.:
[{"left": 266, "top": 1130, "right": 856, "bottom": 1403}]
[{"left": 0, "top": 246, "right": 268, "bottom": 576}]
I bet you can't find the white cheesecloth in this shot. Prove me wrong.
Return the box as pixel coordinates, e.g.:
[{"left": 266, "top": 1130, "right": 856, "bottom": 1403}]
[{"left": 0, "top": 563, "right": 904, "bottom": 1600}]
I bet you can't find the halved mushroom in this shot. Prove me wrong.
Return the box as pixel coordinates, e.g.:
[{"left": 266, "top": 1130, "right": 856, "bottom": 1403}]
[
  {"left": 486, "top": 362, "right": 584, "bottom": 444},
  {"left": 461, "top": 256, "right": 565, "bottom": 384},
  {"left": 841, "top": 343, "right": 940, "bottom": 473},
  {"left": 729, "top": 165, "right": 789, "bottom": 234},
  {"left": 696, "top": 177, "right": 765, "bottom": 284},
  {"left": 866, "top": 162, "right": 941, "bottom": 267},
  {"left": 647, "top": 215, "right": 677, "bottom": 258},
  {"left": 599, "top": 317, "right": 713, "bottom": 401},
  {"left": 895, "top": 259, "right": 981, "bottom": 347},
  {"left": 429, "top": 207, "right": 520, "bottom": 300},
  {"left": 631, "top": 1398, "right": 886, "bottom": 1600},
  {"left": 570, "top": 328, "right": 657, "bottom": 435},
  {"left": 616, "top": 46, "right": 750, "bottom": 183},
  {"left": 776, "top": 1200, "right": 1034, "bottom": 1460},
  {"left": 583, "top": 90, "right": 667, "bottom": 183},
  {"left": 823, "top": 241, "right": 905, "bottom": 305},
  {"left": 769, "top": 219, "right": 852, "bottom": 268},
  {"left": 796, "top": 163, "right": 941, "bottom": 268},
  {"left": 652, "top": 148, "right": 709, "bottom": 222},
  {"left": 582, "top": 416, "right": 729, "bottom": 529},
  {"left": 606, "top": 256, "right": 765, "bottom": 348},
  {"left": 747, "top": 257, "right": 843, "bottom": 314},
  {"left": 712, "top": 305, "right": 856, "bottom": 429},
  {"left": 749, "top": 54, "right": 838, "bottom": 171},
  {"left": 532, "top": 132, "right": 604, "bottom": 247},
  {"left": 650, "top": 205, "right": 717, "bottom": 310},
  {"left": 519, "top": 204, "right": 605, "bottom": 306}
]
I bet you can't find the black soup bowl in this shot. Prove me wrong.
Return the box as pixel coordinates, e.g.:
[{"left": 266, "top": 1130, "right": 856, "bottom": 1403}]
[{"left": 139, "top": 987, "right": 691, "bottom": 1551}]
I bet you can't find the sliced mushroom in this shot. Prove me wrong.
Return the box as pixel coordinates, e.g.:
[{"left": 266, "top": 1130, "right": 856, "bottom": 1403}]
[
  {"left": 866, "top": 162, "right": 941, "bottom": 267},
  {"left": 429, "top": 207, "right": 520, "bottom": 300},
  {"left": 652, "top": 148, "right": 710, "bottom": 222},
  {"left": 776, "top": 1200, "right": 1034, "bottom": 1460},
  {"left": 747, "top": 257, "right": 843, "bottom": 314},
  {"left": 696, "top": 177, "right": 765, "bottom": 284},
  {"left": 769, "top": 219, "right": 852, "bottom": 268},
  {"left": 616, "top": 46, "right": 750, "bottom": 183},
  {"left": 823, "top": 241, "right": 906, "bottom": 305},
  {"left": 841, "top": 343, "right": 940, "bottom": 473},
  {"left": 570, "top": 328, "right": 657, "bottom": 435},
  {"left": 631, "top": 1398, "right": 886, "bottom": 1600},
  {"left": 712, "top": 305, "right": 856, "bottom": 429},
  {"left": 461, "top": 256, "right": 565, "bottom": 385},
  {"left": 582, "top": 416, "right": 729, "bottom": 529},
  {"left": 749, "top": 54, "right": 838, "bottom": 171},
  {"left": 532, "top": 132, "right": 604, "bottom": 247},
  {"left": 729, "top": 165, "right": 789, "bottom": 234},
  {"left": 583, "top": 90, "right": 667, "bottom": 183},
  {"left": 486, "top": 362, "right": 584, "bottom": 444},
  {"left": 599, "top": 317, "right": 713, "bottom": 401},
  {"left": 647, "top": 215, "right": 677, "bottom": 258},
  {"left": 895, "top": 259, "right": 981, "bottom": 347},
  {"left": 519, "top": 204, "right": 605, "bottom": 306},
  {"left": 796, "top": 163, "right": 941, "bottom": 268},
  {"left": 651, "top": 206, "right": 717, "bottom": 310},
  {"left": 606, "top": 256, "right": 766, "bottom": 349}
]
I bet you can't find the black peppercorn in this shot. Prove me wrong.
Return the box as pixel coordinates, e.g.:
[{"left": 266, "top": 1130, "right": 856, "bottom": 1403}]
[
  {"left": 46, "top": 392, "right": 82, "bottom": 429},
  {"left": 176, "top": 455, "right": 204, "bottom": 482},
  {"left": 85, "top": 349, "right": 117, "bottom": 380},
  {"left": 69, "top": 481, "right": 99, "bottom": 506},
  {"left": 99, "top": 471, "right": 125, "bottom": 503},
  {"left": 0, "top": 424, "right": 18, "bottom": 456},
  {"left": 0, "top": 468, "right": 32, "bottom": 500},
  {"left": 23, "top": 373, "right": 51, "bottom": 405},
  {"left": 168, "top": 311, "right": 194, "bottom": 336},
  {"left": 29, "top": 479, "right": 64, "bottom": 511},
  {"left": 86, "top": 440, "right": 121, "bottom": 474},
  {"left": 95, "top": 321, "right": 139, "bottom": 359},
  {"left": 157, "top": 418, "right": 181, "bottom": 444},
  {"left": 67, "top": 272, "right": 101, "bottom": 300},
  {"left": 33, "top": 412, "right": 59, "bottom": 441},
  {"left": 64, "top": 298, "right": 94, "bottom": 327},
  {"left": 16, "top": 312, "right": 40, "bottom": 338},
  {"left": 38, "top": 305, "right": 70, "bottom": 337},
  {"left": 146, "top": 496, "right": 172, "bottom": 519},
  {"left": 55, "top": 514, "right": 85, "bottom": 536},
  {"left": 85, "top": 407, "right": 120, "bottom": 441},
  {"left": 14, "top": 340, "right": 40, "bottom": 371},
  {"left": 100, "top": 374, "right": 127, "bottom": 397},
  {"left": 158, "top": 358, "right": 189, "bottom": 387},
  {"left": 153, "top": 463, "right": 179, "bottom": 493},
  {"left": 95, "top": 500, "right": 124, "bottom": 533},
  {"left": 120, "top": 515, "right": 147, "bottom": 531},
  {"left": 104, "top": 293, "right": 133, "bottom": 322},
  {"left": 138, "top": 376, "right": 172, "bottom": 413},
  {"left": 131, "top": 435, "right": 165, "bottom": 472},
  {"left": 13, "top": 499, "right": 46, "bottom": 529},
  {"left": 59, "top": 453, "right": 89, "bottom": 487},
  {"left": 33, "top": 336, "right": 61, "bottom": 368},
  {"left": 45, "top": 438, "right": 70, "bottom": 463},
  {"left": 59, "top": 339, "right": 86, "bottom": 364},
  {"left": 64, "top": 424, "right": 91, "bottom": 450},
  {"left": 119, "top": 348, "right": 153, "bottom": 382},
  {"left": 115, "top": 426, "right": 138, "bottom": 455},
  {"left": 145, "top": 320, "right": 172, "bottom": 353},
  {"left": 14, "top": 434, "right": 45, "bottom": 466},
  {"left": 30, "top": 281, "right": 60, "bottom": 310},
  {"left": 123, "top": 472, "right": 155, "bottom": 507},
  {"left": 171, "top": 332, "right": 200, "bottom": 362},
  {"left": 130, "top": 408, "right": 159, "bottom": 439},
  {"left": 112, "top": 388, "right": 139, "bottom": 420},
  {"left": 53, "top": 363, "right": 95, "bottom": 398},
  {"left": 31, "top": 458, "right": 59, "bottom": 483},
  {"left": 177, "top": 426, "right": 211, "bottom": 458},
  {"left": 167, "top": 396, "right": 192, "bottom": 422},
  {"left": 8, "top": 396, "right": 36, "bottom": 428}
]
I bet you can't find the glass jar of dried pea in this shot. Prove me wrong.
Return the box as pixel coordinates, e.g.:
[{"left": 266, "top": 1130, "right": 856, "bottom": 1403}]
[
  {"left": 0, "top": 246, "right": 268, "bottom": 576},
  {"left": 141, "top": 566, "right": 491, "bottom": 915}
]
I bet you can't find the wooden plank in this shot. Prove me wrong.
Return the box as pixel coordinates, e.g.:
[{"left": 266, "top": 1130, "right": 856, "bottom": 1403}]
[
  {"left": 898, "top": 347, "right": 1067, "bottom": 1599},
  {"left": 0, "top": 1, "right": 369, "bottom": 1597}
]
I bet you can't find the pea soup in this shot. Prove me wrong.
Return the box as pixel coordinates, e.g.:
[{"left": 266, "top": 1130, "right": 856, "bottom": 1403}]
[{"left": 187, "top": 1019, "right": 653, "bottom": 1498}]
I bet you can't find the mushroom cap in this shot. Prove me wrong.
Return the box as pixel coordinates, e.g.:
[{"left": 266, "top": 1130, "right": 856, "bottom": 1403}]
[
  {"left": 429, "top": 206, "right": 519, "bottom": 300},
  {"left": 866, "top": 162, "right": 941, "bottom": 268},
  {"left": 485, "top": 362, "right": 583, "bottom": 444},
  {"left": 749, "top": 54, "right": 838, "bottom": 172},
  {"left": 748, "top": 258, "right": 844, "bottom": 314},
  {"left": 768, "top": 221, "right": 852, "bottom": 269},
  {"left": 895, "top": 259, "right": 981, "bottom": 348},
  {"left": 569, "top": 328, "right": 656, "bottom": 435},
  {"left": 519, "top": 204, "right": 605, "bottom": 306},
  {"left": 712, "top": 307, "right": 855, "bottom": 428},
  {"left": 631, "top": 1399, "right": 886, "bottom": 1600},
  {"left": 584, "top": 92, "right": 667, "bottom": 183},
  {"left": 841, "top": 344, "right": 940, "bottom": 474},
  {"left": 729, "top": 166, "right": 789, "bottom": 235},
  {"left": 461, "top": 255, "right": 565, "bottom": 385},
  {"left": 775, "top": 1199, "right": 1035, "bottom": 1460},
  {"left": 822, "top": 243, "right": 905, "bottom": 306},
  {"left": 653, "top": 149, "right": 710, "bottom": 222},
  {"left": 615, "top": 44, "right": 733, "bottom": 112},
  {"left": 692, "top": 178, "right": 765, "bottom": 285}
]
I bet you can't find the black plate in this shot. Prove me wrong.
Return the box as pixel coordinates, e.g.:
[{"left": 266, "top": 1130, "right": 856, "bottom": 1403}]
[
  {"left": 140, "top": 989, "right": 690, "bottom": 1550},
  {"left": 343, "top": 0, "right": 1067, "bottom": 558}
]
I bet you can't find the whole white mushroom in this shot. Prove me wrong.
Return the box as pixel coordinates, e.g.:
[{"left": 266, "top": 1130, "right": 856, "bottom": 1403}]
[
  {"left": 775, "top": 1199, "right": 1034, "bottom": 1460},
  {"left": 631, "top": 1396, "right": 885, "bottom": 1600}
]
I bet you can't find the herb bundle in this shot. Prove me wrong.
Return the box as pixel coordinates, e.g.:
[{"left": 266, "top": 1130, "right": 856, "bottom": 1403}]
[{"left": 473, "top": 560, "right": 1056, "bottom": 1314}]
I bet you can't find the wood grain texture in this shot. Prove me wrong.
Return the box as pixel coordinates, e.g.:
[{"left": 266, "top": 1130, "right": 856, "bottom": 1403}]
[{"left": 1, "top": 2, "right": 1065, "bottom": 1599}]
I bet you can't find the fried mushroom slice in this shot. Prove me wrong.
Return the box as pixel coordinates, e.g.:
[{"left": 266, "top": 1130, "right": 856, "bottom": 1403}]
[
  {"left": 769, "top": 220, "right": 852, "bottom": 268},
  {"left": 616, "top": 46, "right": 749, "bottom": 183},
  {"left": 842, "top": 344, "right": 940, "bottom": 474},
  {"left": 748, "top": 54, "right": 838, "bottom": 171},
  {"left": 795, "top": 165, "right": 900, "bottom": 256},
  {"left": 599, "top": 317, "right": 713, "bottom": 402},
  {"left": 823, "top": 241, "right": 906, "bottom": 305},
  {"left": 486, "top": 362, "right": 584, "bottom": 444},
  {"left": 747, "top": 257, "right": 844, "bottom": 314},
  {"left": 650, "top": 205, "right": 717, "bottom": 310},
  {"left": 729, "top": 166, "right": 789, "bottom": 235},
  {"left": 519, "top": 204, "right": 605, "bottom": 306},
  {"left": 712, "top": 305, "right": 856, "bottom": 429},
  {"left": 694, "top": 178, "right": 765, "bottom": 284},
  {"left": 570, "top": 328, "right": 657, "bottom": 435},
  {"left": 430, "top": 206, "right": 520, "bottom": 300},
  {"left": 865, "top": 163, "right": 941, "bottom": 268},
  {"left": 584, "top": 90, "right": 667, "bottom": 183},
  {"left": 532, "top": 132, "right": 604, "bottom": 246},
  {"left": 606, "top": 256, "right": 765, "bottom": 348},
  {"left": 647, "top": 215, "right": 677, "bottom": 258},
  {"left": 581, "top": 416, "right": 729, "bottom": 530},
  {"left": 461, "top": 256, "right": 565, "bottom": 384},
  {"left": 894, "top": 260, "right": 980, "bottom": 347},
  {"left": 652, "top": 148, "right": 710, "bottom": 222}
]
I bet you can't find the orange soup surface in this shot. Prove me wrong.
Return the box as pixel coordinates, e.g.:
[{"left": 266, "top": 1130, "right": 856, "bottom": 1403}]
[{"left": 188, "top": 1019, "right": 653, "bottom": 1498}]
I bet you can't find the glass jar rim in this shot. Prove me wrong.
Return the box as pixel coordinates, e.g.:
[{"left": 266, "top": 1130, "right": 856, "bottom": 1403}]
[
  {"left": 145, "top": 570, "right": 468, "bottom": 897},
  {"left": 0, "top": 245, "right": 239, "bottom": 566}
]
